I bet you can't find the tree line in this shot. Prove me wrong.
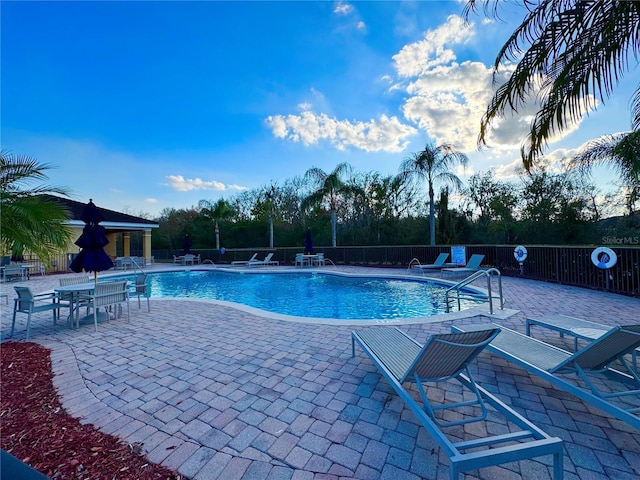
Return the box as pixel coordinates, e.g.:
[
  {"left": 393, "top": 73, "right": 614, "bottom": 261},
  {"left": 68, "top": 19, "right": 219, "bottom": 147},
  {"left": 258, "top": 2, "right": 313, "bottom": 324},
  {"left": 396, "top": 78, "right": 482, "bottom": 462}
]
[{"left": 152, "top": 149, "right": 638, "bottom": 253}]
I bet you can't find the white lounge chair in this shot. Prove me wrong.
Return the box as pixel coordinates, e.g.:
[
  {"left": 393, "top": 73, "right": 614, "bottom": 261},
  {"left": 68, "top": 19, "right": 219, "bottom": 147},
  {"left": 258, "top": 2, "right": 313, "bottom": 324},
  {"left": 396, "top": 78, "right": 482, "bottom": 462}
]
[
  {"left": 412, "top": 253, "right": 452, "bottom": 270},
  {"left": 442, "top": 254, "right": 484, "bottom": 274},
  {"left": 352, "top": 327, "right": 563, "bottom": 479},
  {"left": 453, "top": 322, "right": 640, "bottom": 429},
  {"left": 231, "top": 253, "right": 258, "bottom": 266},
  {"left": 248, "top": 253, "right": 279, "bottom": 267}
]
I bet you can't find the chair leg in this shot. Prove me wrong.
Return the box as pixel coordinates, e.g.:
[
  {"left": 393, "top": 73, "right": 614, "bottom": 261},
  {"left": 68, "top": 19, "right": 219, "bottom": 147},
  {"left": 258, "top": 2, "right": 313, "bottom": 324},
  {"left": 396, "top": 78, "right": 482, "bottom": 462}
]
[
  {"left": 146, "top": 296, "right": 150, "bottom": 312},
  {"left": 26, "top": 311, "right": 32, "bottom": 339},
  {"left": 11, "top": 308, "right": 17, "bottom": 337}
]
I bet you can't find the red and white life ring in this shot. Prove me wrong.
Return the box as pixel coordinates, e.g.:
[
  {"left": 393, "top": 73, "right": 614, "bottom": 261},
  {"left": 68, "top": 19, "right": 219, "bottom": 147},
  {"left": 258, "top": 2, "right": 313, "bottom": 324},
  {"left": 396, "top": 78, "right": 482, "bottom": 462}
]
[{"left": 591, "top": 247, "right": 617, "bottom": 269}]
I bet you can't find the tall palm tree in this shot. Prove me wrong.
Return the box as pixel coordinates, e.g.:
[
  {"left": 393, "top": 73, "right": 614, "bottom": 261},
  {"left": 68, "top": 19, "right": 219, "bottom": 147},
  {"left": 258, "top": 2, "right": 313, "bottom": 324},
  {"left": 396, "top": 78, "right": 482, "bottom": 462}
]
[
  {"left": 465, "top": 0, "right": 640, "bottom": 168},
  {"left": 400, "top": 143, "right": 468, "bottom": 245},
  {"left": 570, "top": 130, "right": 640, "bottom": 214},
  {"left": 0, "top": 150, "right": 72, "bottom": 262},
  {"left": 302, "top": 162, "right": 353, "bottom": 247},
  {"left": 264, "top": 184, "right": 277, "bottom": 249},
  {"left": 198, "top": 198, "right": 234, "bottom": 249}
]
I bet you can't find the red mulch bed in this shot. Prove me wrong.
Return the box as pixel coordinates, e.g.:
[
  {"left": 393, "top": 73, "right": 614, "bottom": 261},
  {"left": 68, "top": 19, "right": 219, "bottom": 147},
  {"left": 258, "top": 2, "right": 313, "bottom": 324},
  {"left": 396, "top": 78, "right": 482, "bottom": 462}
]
[{"left": 1, "top": 342, "right": 183, "bottom": 479}]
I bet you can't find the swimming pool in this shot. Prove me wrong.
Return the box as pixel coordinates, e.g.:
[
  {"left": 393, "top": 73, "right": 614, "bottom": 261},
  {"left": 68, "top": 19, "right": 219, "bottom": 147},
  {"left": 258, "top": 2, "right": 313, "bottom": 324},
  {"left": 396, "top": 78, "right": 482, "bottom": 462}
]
[{"left": 113, "top": 270, "right": 483, "bottom": 320}]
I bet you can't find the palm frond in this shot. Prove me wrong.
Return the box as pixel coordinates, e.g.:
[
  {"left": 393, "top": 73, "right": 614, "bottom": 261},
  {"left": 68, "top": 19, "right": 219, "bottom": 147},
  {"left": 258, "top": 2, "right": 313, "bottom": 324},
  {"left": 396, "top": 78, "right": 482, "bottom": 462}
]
[{"left": 473, "top": 1, "right": 640, "bottom": 167}]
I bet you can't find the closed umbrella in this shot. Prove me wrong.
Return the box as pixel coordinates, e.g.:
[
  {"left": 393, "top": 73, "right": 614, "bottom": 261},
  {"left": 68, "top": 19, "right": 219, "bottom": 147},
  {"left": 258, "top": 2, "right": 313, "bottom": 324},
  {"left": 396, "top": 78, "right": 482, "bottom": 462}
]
[
  {"left": 69, "top": 199, "right": 114, "bottom": 283},
  {"left": 304, "top": 228, "right": 314, "bottom": 255},
  {"left": 183, "top": 235, "right": 191, "bottom": 255}
]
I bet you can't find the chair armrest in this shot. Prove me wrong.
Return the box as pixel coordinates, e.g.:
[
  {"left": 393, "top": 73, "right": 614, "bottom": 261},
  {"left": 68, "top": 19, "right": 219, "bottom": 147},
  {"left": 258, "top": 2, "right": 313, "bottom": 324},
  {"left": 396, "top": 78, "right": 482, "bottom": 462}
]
[{"left": 33, "top": 292, "right": 58, "bottom": 301}]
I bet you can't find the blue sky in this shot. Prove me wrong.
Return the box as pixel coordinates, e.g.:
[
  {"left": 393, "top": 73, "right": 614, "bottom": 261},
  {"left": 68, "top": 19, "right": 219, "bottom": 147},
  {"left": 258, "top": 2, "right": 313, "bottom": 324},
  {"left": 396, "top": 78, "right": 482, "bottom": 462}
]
[{"left": 2, "top": 1, "right": 637, "bottom": 218}]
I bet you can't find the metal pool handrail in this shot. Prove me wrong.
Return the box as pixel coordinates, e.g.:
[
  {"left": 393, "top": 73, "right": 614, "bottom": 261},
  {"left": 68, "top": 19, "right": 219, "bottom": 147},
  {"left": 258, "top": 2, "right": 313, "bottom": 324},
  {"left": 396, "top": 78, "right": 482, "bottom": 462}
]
[{"left": 446, "top": 268, "right": 504, "bottom": 315}]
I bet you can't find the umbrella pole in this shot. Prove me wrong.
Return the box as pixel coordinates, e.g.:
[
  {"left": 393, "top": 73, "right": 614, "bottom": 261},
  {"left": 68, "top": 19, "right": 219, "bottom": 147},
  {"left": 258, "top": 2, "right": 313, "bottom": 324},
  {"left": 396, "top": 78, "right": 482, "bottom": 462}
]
[{"left": 94, "top": 271, "right": 98, "bottom": 285}]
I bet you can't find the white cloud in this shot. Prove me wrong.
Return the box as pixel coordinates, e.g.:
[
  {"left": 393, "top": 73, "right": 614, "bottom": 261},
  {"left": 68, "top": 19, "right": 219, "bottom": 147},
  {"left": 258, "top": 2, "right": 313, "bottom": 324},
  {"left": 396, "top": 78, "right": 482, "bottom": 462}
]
[
  {"left": 334, "top": 2, "right": 353, "bottom": 15},
  {"left": 265, "top": 111, "right": 417, "bottom": 152},
  {"left": 494, "top": 158, "right": 526, "bottom": 180},
  {"left": 391, "top": 15, "right": 590, "bottom": 154},
  {"left": 145, "top": 198, "right": 158, "bottom": 204},
  {"left": 165, "top": 175, "right": 247, "bottom": 192},
  {"left": 392, "top": 15, "right": 473, "bottom": 77}
]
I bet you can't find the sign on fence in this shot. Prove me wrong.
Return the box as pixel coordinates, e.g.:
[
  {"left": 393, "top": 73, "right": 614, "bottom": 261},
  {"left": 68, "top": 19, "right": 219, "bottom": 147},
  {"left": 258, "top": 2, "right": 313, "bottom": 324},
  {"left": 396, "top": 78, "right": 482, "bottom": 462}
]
[{"left": 451, "top": 246, "right": 466, "bottom": 266}]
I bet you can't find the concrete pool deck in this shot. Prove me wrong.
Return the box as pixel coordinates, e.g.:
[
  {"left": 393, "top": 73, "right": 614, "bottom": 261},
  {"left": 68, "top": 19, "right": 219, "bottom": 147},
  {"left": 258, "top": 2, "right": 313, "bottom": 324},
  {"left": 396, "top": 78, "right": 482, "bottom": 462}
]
[{"left": 1, "top": 265, "right": 639, "bottom": 479}]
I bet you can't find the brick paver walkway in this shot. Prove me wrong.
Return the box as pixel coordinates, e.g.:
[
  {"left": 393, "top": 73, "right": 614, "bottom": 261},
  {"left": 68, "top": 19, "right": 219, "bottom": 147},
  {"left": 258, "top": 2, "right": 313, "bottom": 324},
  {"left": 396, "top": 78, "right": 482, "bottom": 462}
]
[{"left": 1, "top": 266, "right": 639, "bottom": 479}]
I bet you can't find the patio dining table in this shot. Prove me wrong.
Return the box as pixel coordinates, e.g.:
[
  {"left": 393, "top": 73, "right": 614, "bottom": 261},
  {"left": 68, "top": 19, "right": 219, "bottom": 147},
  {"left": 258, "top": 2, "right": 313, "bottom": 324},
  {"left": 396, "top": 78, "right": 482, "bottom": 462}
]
[{"left": 54, "top": 281, "right": 96, "bottom": 328}]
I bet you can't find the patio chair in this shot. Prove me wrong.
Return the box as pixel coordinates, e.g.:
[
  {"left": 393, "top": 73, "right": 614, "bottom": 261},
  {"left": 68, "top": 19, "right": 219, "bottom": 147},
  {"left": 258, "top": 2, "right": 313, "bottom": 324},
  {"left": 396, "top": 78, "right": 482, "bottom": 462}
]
[
  {"left": 11, "top": 286, "right": 60, "bottom": 339},
  {"left": 412, "top": 252, "right": 451, "bottom": 270},
  {"left": 2, "top": 264, "right": 27, "bottom": 282},
  {"left": 312, "top": 253, "right": 325, "bottom": 266},
  {"left": 231, "top": 253, "right": 257, "bottom": 266},
  {"left": 132, "top": 273, "right": 150, "bottom": 312},
  {"left": 248, "top": 253, "right": 279, "bottom": 267},
  {"left": 352, "top": 327, "right": 564, "bottom": 480},
  {"left": 80, "top": 280, "right": 130, "bottom": 331},
  {"left": 441, "top": 254, "right": 485, "bottom": 274},
  {"left": 452, "top": 323, "right": 640, "bottom": 429},
  {"left": 58, "top": 276, "right": 92, "bottom": 313}
]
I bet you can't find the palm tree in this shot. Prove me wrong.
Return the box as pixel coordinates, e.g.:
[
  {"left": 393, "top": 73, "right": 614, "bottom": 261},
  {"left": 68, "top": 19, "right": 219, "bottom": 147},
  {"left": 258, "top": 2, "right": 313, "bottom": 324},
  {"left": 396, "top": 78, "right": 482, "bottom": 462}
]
[
  {"left": 465, "top": 0, "right": 640, "bottom": 168},
  {"left": 570, "top": 130, "right": 640, "bottom": 215},
  {"left": 198, "top": 198, "right": 234, "bottom": 249},
  {"left": 400, "top": 143, "right": 468, "bottom": 245},
  {"left": 302, "top": 163, "right": 353, "bottom": 247},
  {"left": 0, "top": 150, "right": 72, "bottom": 263},
  {"left": 264, "top": 184, "right": 277, "bottom": 249}
]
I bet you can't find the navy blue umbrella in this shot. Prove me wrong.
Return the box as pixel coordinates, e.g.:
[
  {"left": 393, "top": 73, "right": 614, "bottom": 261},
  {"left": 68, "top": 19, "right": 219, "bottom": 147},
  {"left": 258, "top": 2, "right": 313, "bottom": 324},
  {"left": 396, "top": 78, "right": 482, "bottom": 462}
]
[
  {"left": 304, "top": 229, "right": 314, "bottom": 254},
  {"left": 183, "top": 235, "right": 192, "bottom": 255},
  {"left": 69, "top": 199, "right": 114, "bottom": 281}
]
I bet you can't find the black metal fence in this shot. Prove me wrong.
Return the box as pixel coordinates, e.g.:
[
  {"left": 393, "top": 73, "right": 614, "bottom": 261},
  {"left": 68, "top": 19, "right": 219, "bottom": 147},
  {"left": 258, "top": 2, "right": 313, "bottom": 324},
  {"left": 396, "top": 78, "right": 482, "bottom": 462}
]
[{"left": 39, "top": 245, "right": 639, "bottom": 297}]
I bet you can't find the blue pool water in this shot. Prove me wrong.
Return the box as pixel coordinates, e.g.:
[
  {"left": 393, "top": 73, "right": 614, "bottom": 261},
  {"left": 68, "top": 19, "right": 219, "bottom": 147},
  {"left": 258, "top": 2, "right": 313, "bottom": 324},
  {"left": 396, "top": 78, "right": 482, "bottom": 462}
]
[{"left": 114, "top": 270, "right": 481, "bottom": 320}]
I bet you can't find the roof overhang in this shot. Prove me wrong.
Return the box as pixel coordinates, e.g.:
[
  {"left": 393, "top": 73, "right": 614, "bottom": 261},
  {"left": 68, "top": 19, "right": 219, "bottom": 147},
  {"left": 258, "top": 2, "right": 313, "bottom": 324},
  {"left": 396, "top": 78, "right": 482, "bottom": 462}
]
[{"left": 66, "top": 220, "right": 160, "bottom": 230}]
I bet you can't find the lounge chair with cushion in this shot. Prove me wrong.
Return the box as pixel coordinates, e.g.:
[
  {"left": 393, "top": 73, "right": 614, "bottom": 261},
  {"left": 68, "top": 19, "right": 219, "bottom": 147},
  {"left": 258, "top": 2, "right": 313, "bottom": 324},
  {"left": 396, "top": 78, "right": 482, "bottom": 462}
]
[
  {"left": 248, "top": 253, "right": 279, "bottom": 267},
  {"left": 231, "top": 253, "right": 258, "bottom": 266},
  {"left": 452, "top": 322, "right": 640, "bottom": 429},
  {"left": 441, "top": 254, "right": 485, "bottom": 274},
  {"left": 11, "top": 286, "right": 60, "bottom": 339},
  {"left": 352, "top": 327, "right": 564, "bottom": 479}
]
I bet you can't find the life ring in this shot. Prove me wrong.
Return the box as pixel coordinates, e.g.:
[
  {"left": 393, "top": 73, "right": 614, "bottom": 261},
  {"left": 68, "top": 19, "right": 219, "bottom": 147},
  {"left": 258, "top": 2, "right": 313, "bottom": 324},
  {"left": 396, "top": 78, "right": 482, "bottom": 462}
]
[
  {"left": 591, "top": 247, "right": 617, "bottom": 269},
  {"left": 514, "top": 245, "right": 528, "bottom": 263}
]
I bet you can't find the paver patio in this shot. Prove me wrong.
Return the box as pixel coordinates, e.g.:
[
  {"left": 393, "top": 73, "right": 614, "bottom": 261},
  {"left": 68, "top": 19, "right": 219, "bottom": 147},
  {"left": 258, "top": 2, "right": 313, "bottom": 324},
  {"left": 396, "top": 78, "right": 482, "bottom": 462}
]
[{"left": 1, "top": 265, "right": 639, "bottom": 479}]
